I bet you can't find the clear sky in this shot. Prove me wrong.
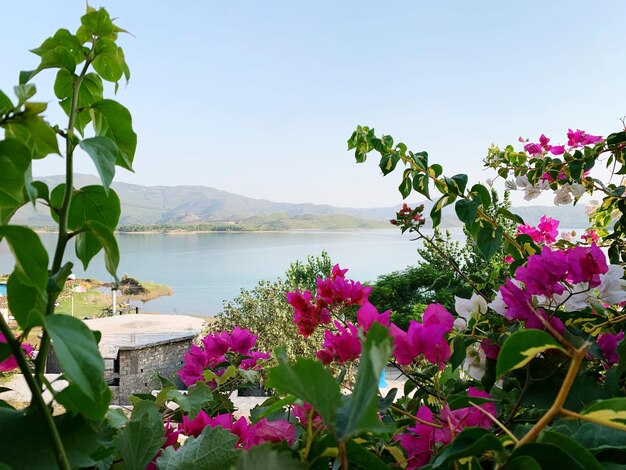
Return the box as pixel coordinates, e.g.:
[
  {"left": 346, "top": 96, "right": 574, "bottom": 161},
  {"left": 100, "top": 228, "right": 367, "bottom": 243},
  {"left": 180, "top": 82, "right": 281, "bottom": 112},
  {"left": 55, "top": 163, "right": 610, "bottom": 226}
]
[{"left": 1, "top": 1, "right": 625, "bottom": 208}]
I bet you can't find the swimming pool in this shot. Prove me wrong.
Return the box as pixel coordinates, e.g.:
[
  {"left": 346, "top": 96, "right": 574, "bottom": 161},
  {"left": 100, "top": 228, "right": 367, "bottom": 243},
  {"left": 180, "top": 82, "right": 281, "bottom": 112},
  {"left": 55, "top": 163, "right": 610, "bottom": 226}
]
[{"left": 0, "top": 283, "right": 6, "bottom": 296}]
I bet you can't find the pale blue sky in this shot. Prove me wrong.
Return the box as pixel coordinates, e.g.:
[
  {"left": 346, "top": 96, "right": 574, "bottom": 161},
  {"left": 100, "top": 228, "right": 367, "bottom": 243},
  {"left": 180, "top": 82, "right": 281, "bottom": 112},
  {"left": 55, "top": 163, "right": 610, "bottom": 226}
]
[{"left": 1, "top": 1, "right": 625, "bottom": 207}]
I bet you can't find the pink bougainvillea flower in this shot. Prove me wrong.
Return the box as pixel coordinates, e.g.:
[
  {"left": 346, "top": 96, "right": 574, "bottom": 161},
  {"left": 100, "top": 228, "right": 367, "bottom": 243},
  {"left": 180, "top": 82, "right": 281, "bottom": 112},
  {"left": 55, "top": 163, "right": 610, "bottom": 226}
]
[
  {"left": 567, "top": 129, "right": 603, "bottom": 147},
  {"left": 422, "top": 303, "right": 454, "bottom": 332},
  {"left": 316, "top": 320, "right": 361, "bottom": 364},
  {"left": 481, "top": 339, "right": 500, "bottom": 360},
  {"left": 240, "top": 350, "right": 270, "bottom": 370},
  {"left": 247, "top": 418, "right": 295, "bottom": 448},
  {"left": 331, "top": 264, "right": 348, "bottom": 280},
  {"left": 416, "top": 324, "right": 451, "bottom": 369},
  {"left": 566, "top": 243, "right": 608, "bottom": 287},
  {"left": 582, "top": 229, "right": 599, "bottom": 243},
  {"left": 356, "top": 302, "right": 391, "bottom": 332},
  {"left": 503, "top": 255, "right": 514, "bottom": 264},
  {"left": 539, "top": 134, "right": 551, "bottom": 150},
  {"left": 597, "top": 331, "right": 624, "bottom": 364},
  {"left": 515, "top": 246, "right": 568, "bottom": 296},
  {"left": 524, "top": 142, "right": 543, "bottom": 156},
  {"left": 517, "top": 216, "right": 559, "bottom": 245},
  {"left": 228, "top": 326, "right": 257, "bottom": 355},
  {"left": 180, "top": 412, "right": 251, "bottom": 447},
  {"left": 178, "top": 344, "right": 209, "bottom": 386},
  {"left": 201, "top": 331, "right": 231, "bottom": 359},
  {"left": 0, "top": 334, "right": 34, "bottom": 372},
  {"left": 287, "top": 289, "right": 323, "bottom": 337},
  {"left": 147, "top": 420, "right": 181, "bottom": 470},
  {"left": 524, "top": 309, "right": 565, "bottom": 334},
  {"left": 499, "top": 279, "right": 534, "bottom": 321},
  {"left": 549, "top": 145, "right": 565, "bottom": 155},
  {"left": 292, "top": 402, "right": 324, "bottom": 430}
]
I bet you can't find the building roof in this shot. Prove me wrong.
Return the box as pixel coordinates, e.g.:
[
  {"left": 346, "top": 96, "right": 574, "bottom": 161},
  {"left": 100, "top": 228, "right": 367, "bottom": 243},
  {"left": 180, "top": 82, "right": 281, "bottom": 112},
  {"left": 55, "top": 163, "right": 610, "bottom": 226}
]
[{"left": 83, "top": 314, "right": 207, "bottom": 358}]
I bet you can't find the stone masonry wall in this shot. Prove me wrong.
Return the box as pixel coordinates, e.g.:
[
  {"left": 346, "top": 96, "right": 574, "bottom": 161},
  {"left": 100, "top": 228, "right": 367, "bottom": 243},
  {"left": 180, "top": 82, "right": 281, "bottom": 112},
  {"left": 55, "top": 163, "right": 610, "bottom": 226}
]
[{"left": 116, "top": 338, "right": 192, "bottom": 405}]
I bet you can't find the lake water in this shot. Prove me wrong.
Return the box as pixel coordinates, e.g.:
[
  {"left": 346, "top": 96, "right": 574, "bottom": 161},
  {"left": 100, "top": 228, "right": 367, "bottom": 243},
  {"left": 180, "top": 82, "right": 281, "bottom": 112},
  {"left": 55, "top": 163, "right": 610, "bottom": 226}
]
[{"left": 0, "top": 229, "right": 437, "bottom": 316}]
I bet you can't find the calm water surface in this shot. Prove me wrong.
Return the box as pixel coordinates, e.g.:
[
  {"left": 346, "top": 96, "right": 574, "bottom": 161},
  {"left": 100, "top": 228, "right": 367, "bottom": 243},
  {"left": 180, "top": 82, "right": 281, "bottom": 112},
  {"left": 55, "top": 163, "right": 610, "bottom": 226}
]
[{"left": 0, "top": 230, "right": 437, "bottom": 316}]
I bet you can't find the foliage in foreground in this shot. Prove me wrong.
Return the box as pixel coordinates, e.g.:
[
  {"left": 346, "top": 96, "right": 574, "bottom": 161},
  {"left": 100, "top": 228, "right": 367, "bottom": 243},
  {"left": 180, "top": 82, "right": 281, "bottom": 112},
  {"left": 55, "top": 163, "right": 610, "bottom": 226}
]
[{"left": 1, "top": 6, "right": 626, "bottom": 470}]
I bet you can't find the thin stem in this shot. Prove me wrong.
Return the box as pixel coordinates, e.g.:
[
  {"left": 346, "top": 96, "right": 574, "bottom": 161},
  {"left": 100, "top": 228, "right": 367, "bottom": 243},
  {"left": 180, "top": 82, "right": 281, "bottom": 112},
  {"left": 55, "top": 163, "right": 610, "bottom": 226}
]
[
  {"left": 503, "top": 365, "right": 531, "bottom": 427},
  {"left": 516, "top": 345, "right": 588, "bottom": 447},
  {"left": 469, "top": 401, "right": 519, "bottom": 445},
  {"left": 0, "top": 316, "right": 70, "bottom": 469},
  {"left": 588, "top": 313, "right": 626, "bottom": 335},
  {"left": 35, "top": 52, "right": 93, "bottom": 386},
  {"left": 338, "top": 440, "right": 348, "bottom": 470}
]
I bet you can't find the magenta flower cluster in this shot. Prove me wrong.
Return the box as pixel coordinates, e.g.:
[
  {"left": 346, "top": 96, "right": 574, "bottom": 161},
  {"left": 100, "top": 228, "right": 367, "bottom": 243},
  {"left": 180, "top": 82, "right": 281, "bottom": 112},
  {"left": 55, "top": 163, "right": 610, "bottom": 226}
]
[
  {"left": 286, "top": 264, "right": 372, "bottom": 337},
  {"left": 390, "top": 304, "right": 454, "bottom": 369},
  {"left": 521, "top": 129, "right": 602, "bottom": 157},
  {"left": 517, "top": 215, "right": 559, "bottom": 245},
  {"left": 395, "top": 388, "right": 496, "bottom": 469},
  {"left": 178, "top": 327, "right": 269, "bottom": 387},
  {"left": 0, "top": 334, "right": 34, "bottom": 372},
  {"left": 497, "top": 244, "right": 609, "bottom": 331}
]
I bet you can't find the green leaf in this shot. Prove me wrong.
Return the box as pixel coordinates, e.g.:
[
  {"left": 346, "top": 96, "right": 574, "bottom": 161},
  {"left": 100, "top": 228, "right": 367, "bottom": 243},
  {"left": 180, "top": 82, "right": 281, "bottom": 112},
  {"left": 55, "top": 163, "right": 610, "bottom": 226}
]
[
  {"left": 0, "top": 139, "right": 31, "bottom": 207},
  {"left": 471, "top": 184, "right": 491, "bottom": 208},
  {"left": 54, "top": 380, "right": 111, "bottom": 421},
  {"left": 432, "top": 428, "right": 503, "bottom": 468},
  {"left": 92, "top": 38, "right": 125, "bottom": 82},
  {"left": 616, "top": 338, "right": 626, "bottom": 378},
  {"left": 13, "top": 83, "right": 36, "bottom": 105},
  {"left": 24, "top": 46, "right": 77, "bottom": 82},
  {"left": 581, "top": 398, "right": 626, "bottom": 431},
  {"left": 0, "top": 226, "right": 48, "bottom": 290},
  {"left": 157, "top": 382, "right": 213, "bottom": 420},
  {"left": 0, "top": 407, "right": 106, "bottom": 468},
  {"left": 398, "top": 175, "right": 412, "bottom": 199},
  {"left": 496, "top": 330, "right": 566, "bottom": 378},
  {"left": 537, "top": 431, "right": 602, "bottom": 470},
  {"left": 0, "top": 90, "right": 13, "bottom": 114},
  {"left": 507, "top": 455, "right": 542, "bottom": 470},
  {"left": 497, "top": 207, "right": 525, "bottom": 225},
  {"left": 79, "top": 136, "right": 117, "bottom": 192},
  {"left": 115, "top": 401, "right": 166, "bottom": 470},
  {"left": 450, "top": 174, "right": 468, "bottom": 195},
  {"left": 157, "top": 426, "right": 239, "bottom": 470},
  {"left": 55, "top": 71, "right": 103, "bottom": 134},
  {"left": 106, "top": 407, "right": 129, "bottom": 429},
  {"left": 455, "top": 198, "right": 480, "bottom": 230},
  {"left": 31, "top": 29, "right": 85, "bottom": 62},
  {"left": 571, "top": 423, "right": 626, "bottom": 452},
  {"left": 412, "top": 172, "right": 430, "bottom": 199},
  {"left": 81, "top": 8, "right": 117, "bottom": 37},
  {"left": 234, "top": 445, "right": 306, "bottom": 470},
  {"left": 345, "top": 439, "right": 389, "bottom": 469},
  {"left": 45, "top": 315, "right": 105, "bottom": 403},
  {"left": 6, "top": 273, "right": 46, "bottom": 329},
  {"left": 249, "top": 395, "right": 296, "bottom": 423},
  {"left": 91, "top": 99, "right": 137, "bottom": 170},
  {"left": 476, "top": 226, "right": 503, "bottom": 260},
  {"left": 266, "top": 352, "right": 342, "bottom": 430},
  {"left": 56, "top": 185, "right": 120, "bottom": 230},
  {"left": 509, "top": 443, "right": 586, "bottom": 470},
  {"left": 336, "top": 323, "right": 393, "bottom": 439},
  {"left": 3, "top": 115, "right": 59, "bottom": 159},
  {"left": 85, "top": 220, "right": 120, "bottom": 280}
]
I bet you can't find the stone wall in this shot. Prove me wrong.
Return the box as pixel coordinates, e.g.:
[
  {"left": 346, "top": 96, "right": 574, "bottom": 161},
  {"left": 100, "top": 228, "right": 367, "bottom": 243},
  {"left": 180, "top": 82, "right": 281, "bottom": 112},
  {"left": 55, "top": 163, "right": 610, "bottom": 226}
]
[{"left": 115, "top": 337, "right": 192, "bottom": 405}]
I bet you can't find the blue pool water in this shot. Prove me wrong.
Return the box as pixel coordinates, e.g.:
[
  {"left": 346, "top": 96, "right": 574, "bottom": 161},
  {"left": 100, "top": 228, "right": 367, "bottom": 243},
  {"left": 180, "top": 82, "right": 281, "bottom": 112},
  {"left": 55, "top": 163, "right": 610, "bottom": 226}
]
[{"left": 0, "top": 284, "right": 6, "bottom": 296}]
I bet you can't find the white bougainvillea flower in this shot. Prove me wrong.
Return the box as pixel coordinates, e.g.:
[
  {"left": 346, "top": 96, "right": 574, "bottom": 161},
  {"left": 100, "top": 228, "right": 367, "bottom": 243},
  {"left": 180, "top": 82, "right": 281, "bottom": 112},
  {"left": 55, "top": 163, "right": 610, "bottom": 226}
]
[
  {"left": 488, "top": 290, "right": 507, "bottom": 317},
  {"left": 454, "top": 294, "right": 488, "bottom": 330},
  {"left": 462, "top": 345, "right": 487, "bottom": 380},
  {"left": 585, "top": 200, "right": 600, "bottom": 216},
  {"left": 598, "top": 265, "right": 626, "bottom": 306}
]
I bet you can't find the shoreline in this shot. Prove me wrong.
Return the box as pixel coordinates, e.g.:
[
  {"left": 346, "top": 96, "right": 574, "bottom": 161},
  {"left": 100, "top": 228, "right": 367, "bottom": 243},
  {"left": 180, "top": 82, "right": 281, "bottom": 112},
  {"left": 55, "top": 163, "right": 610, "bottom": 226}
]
[{"left": 32, "top": 227, "right": 396, "bottom": 235}]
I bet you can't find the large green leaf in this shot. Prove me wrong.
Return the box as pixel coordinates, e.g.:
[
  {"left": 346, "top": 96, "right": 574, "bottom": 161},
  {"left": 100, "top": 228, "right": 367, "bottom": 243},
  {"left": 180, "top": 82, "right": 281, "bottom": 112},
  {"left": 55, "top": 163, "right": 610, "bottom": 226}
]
[
  {"left": 79, "top": 136, "right": 117, "bottom": 192},
  {"left": 155, "top": 381, "right": 213, "bottom": 420},
  {"left": 345, "top": 440, "right": 389, "bottom": 470},
  {"left": 31, "top": 28, "right": 85, "bottom": 62},
  {"left": 432, "top": 428, "right": 504, "bottom": 468},
  {"left": 0, "top": 139, "right": 31, "bottom": 207},
  {"left": 115, "top": 401, "right": 166, "bottom": 470},
  {"left": 6, "top": 274, "right": 46, "bottom": 329},
  {"left": 50, "top": 184, "right": 120, "bottom": 230},
  {"left": 54, "top": 381, "right": 111, "bottom": 421},
  {"left": 92, "top": 38, "right": 125, "bottom": 83},
  {"left": 509, "top": 443, "right": 586, "bottom": 470},
  {"left": 581, "top": 398, "right": 626, "bottom": 432},
  {"left": 81, "top": 8, "right": 117, "bottom": 37},
  {"left": 0, "top": 226, "right": 48, "bottom": 290},
  {"left": 476, "top": 226, "right": 503, "bottom": 260},
  {"left": 496, "top": 329, "right": 565, "bottom": 378},
  {"left": 55, "top": 71, "right": 103, "bottom": 135},
  {"left": 266, "top": 353, "right": 342, "bottom": 430},
  {"left": 91, "top": 99, "right": 136, "bottom": 170},
  {"left": 537, "top": 431, "right": 602, "bottom": 470},
  {"left": 45, "top": 315, "right": 105, "bottom": 403},
  {"left": 336, "top": 322, "right": 393, "bottom": 439},
  {"left": 571, "top": 423, "right": 626, "bottom": 452},
  {"left": 234, "top": 445, "right": 306, "bottom": 470},
  {"left": 455, "top": 198, "right": 480, "bottom": 230},
  {"left": 157, "top": 426, "right": 239, "bottom": 470},
  {"left": 23, "top": 46, "right": 76, "bottom": 82},
  {"left": 0, "top": 407, "right": 106, "bottom": 468},
  {"left": 0, "top": 90, "right": 13, "bottom": 114},
  {"left": 3, "top": 115, "right": 59, "bottom": 159}
]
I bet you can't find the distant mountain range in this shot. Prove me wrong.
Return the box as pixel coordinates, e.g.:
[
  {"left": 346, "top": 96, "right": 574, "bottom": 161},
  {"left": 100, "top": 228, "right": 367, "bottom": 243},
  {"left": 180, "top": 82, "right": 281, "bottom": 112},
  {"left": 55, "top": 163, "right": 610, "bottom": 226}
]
[{"left": 12, "top": 174, "right": 588, "bottom": 230}]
